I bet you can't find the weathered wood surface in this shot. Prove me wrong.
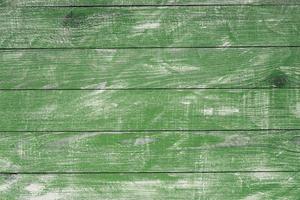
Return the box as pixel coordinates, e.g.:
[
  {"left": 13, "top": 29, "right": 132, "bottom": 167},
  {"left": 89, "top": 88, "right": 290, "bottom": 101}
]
[
  {"left": 6, "top": 0, "right": 300, "bottom": 6},
  {"left": 1, "top": 1, "right": 299, "bottom": 199},
  {"left": 0, "top": 173, "right": 299, "bottom": 199},
  {"left": 1, "top": 48, "right": 299, "bottom": 89},
  {"left": 1, "top": 89, "right": 300, "bottom": 131},
  {"left": 0, "top": 6, "right": 299, "bottom": 48},
  {"left": 0, "top": 130, "right": 299, "bottom": 172}
]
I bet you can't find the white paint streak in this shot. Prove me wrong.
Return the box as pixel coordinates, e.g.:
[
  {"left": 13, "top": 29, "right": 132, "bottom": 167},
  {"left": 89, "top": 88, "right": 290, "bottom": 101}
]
[
  {"left": 252, "top": 92, "right": 270, "bottom": 129},
  {"left": 134, "top": 138, "right": 156, "bottom": 146},
  {"left": 203, "top": 108, "right": 213, "bottom": 116},
  {"left": 79, "top": 83, "right": 120, "bottom": 117},
  {"left": 172, "top": 180, "right": 206, "bottom": 189},
  {"left": 0, "top": 175, "right": 19, "bottom": 192},
  {"left": 167, "top": 65, "right": 199, "bottom": 72},
  {"left": 95, "top": 49, "right": 117, "bottom": 54},
  {"left": 202, "top": 107, "right": 239, "bottom": 116},
  {"left": 253, "top": 53, "right": 269, "bottom": 66},
  {"left": 181, "top": 101, "right": 191, "bottom": 105},
  {"left": 293, "top": 102, "right": 300, "bottom": 118},
  {"left": 42, "top": 84, "right": 59, "bottom": 89},
  {"left": 243, "top": 192, "right": 266, "bottom": 200},
  {"left": 205, "top": 67, "right": 257, "bottom": 88},
  {"left": 25, "top": 183, "right": 45, "bottom": 194},
  {"left": 222, "top": 41, "right": 231, "bottom": 47},
  {"left": 32, "top": 104, "right": 58, "bottom": 120},
  {"left": 134, "top": 22, "right": 160, "bottom": 31},
  {"left": 251, "top": 171, "right": 277, "bottom": 181},
  {"left": 218, "top": 135, "right": 250, "bottom": 147},
  {"left": 81, "top": 82, "right": 107, "bottom": 90},
  {"left": 28, "top": 191, "right": 62, "bottom": 200},
  {"left": 3, "top": 52, "right": 24, "bottom": 60},
  {"left": 52, "top": 132, "right": 114, "bottom": 146},
  {"left": 218, "top": 107, "right": 239, "bottom": 116},
  {"left": 0, "top": 158, "right": 20, "bottom": 171},
  {"left": 27, "top": 187, "right": 77, "bottom": 200},
  {"left": 220, "top": 37, "right": 231, "bottom": 47}
]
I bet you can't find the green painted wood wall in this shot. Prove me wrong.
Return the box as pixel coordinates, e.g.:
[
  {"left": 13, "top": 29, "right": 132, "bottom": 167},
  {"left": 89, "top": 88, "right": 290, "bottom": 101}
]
[{"left": 0, "top": 0, "right": 299, "bottom": 199}]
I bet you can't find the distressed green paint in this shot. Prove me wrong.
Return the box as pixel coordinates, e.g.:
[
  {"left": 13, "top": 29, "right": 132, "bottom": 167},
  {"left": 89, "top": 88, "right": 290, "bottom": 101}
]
[
  {"left": 11, "top": 0, "right": 300, "bottom": 6},
  {"left": 0, "top": 173, "right": 299, "bottom": 199},
  {"left": 1, "top": 89, "right": 300, "bottom": 131},
  {"left": 1, "top": 1, "right": 300, "bottom": 199},
  {"left": 3, "top": 0, "right": 300, "bottom": 7},
  {"left": 1, "top": 48, "right": 300, "bottom": 89},
  {"left": 0, "top": 6, "right": 299, "bottom": 48},
  {"left": 6, "top": 0, "right": 300, "bottom": 6},
  {"left": 0, "top": 130, "right": 299, "bottom": 172}
]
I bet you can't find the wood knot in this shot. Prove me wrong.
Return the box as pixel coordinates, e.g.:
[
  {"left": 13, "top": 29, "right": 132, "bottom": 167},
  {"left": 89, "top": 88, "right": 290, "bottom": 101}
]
[
  {"left": 63, "top": 11, "right": 85, "bottom": 28},
  {"left": 268, "top": 70, "right": 288, "bottom": 88}
]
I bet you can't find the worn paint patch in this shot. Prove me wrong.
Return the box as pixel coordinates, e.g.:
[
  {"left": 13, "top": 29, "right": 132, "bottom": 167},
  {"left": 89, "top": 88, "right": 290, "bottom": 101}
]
[
  {"left": 243, "top": 192, "right": 266, "bottom": 200},
  {"left": 202, "top": 106, "right": 239, "bottom": 116},
  {"left": 218, "top": 107, "right": 239, "bottom": 116},
  {"left": 80, "top": 82, "right": 107, "bottom": 90},
  {"left": 25, "top": 183, "right": 45, "bottom": 194},
  {"left": 0, "top": 175, "right": 19, "bottom": 192},
  {"left": 293, "top": 102, "right": 300, "bottom": 118},
  {"left": 203, "top": 108, "right": 214, "bottom": 116},
  {"left": 28, "top": 191, "right": 63, "bottom": 200},
  {"left": 31, "top": 104, "right": 58, "bottom": 120},
  {"left": 217, "top": 135, "right": 250, "bottom": 147},
  {"left": 0, "top": 159, "right": 20, "bottom": 171},
  {"left": 134, "top": 137, "right": 156, "bottom": 146},
  {"left": 134, "top": 22, "right": 160, "bottom": 31}
]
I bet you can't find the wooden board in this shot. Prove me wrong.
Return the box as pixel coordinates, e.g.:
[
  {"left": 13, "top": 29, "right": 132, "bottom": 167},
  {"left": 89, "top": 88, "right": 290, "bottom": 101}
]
[
  {"left": 1, "top": 48, "right": 300, "bottom": 89},
  {"left": 6, "top": 0, "right": 300, "bottom": 6},
  {"left": 1, "top": 1, "right": 300, "bottom": 199},
  {"left": 0, "top": 6, "right": 299, "bottom": 48},
  {"left": 0, "top": 173, "right": 299, "bottom": 199},
  {"left": 0, "top": 130, "right": 299, "bottom": 172},
  {"left": 1, "top": 89, "right": 300, "bottom": 131}
]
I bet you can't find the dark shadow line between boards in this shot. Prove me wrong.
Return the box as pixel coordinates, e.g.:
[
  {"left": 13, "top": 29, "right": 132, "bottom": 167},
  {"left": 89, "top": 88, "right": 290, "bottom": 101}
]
[
  {"left": 1, "top": 171, "right": 298, "bottom": 175},
  {"left": 21, "top": 4, "right": 300, "bottom": 8},
  {"left": 0, "top": 46, "right": 300, "bottom": 51},
  {"left": 0, "top": 88, "right": 299, "bottom": 91},
  {"left": 1, "top": 129, "right": 300, "bottom": 133}
]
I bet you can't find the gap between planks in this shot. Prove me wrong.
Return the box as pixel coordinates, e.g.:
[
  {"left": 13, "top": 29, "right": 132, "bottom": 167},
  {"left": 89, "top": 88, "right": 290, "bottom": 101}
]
[
  {"left": 19, "top": 4, "right": 300, "bottom": 8},
  {"left": 1, "top": 88, "right": 300, "bottom": 90},
  {"left": 1, "top": 171, "right": 299, "bottom": 175},
  {"left": 2, "top": 129, "right": 300, "bottom": 132},
  {"left": 1, "top": 46, "right": 300, "bottom": 50}
]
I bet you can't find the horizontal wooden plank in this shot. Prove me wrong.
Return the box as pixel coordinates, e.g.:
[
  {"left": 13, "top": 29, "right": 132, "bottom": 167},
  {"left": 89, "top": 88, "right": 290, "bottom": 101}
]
[
  {"left": 1, "top": 89, "right": 300, "bottom": 131},
  {"left": 0, "top": 173, "right": 299, "bottom": 199},
  {"left": 7, "top": 0, "right": 300, "bottom": 6},
  {"left": 1, "top": 6, "right": 299, "bottom": 48},
  {"left": 0, "top": 130, "right": 299, "bottom": 172},
  {"left": 1, "top": 48, "right": 300, "bottom": 89}
]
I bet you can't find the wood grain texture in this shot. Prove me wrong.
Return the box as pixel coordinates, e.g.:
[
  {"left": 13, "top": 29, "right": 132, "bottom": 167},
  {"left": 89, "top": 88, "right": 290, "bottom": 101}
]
[
  {"left": 0, "top": 173, "right": 299, "bottom": 199},
  {"left": 6, "top": 0, "right": 300, "bottom": 6},
  {"left": 1, "top": 89, "right": 300, "bottom": 131},
  {"left": 1, "top": 48, "right": 299, "bottom": 89},
  {"left": 0, "top": 6, "right": 299, "bottom": 48},
  {"left": 1, "top": 1, "right": 300, "bottom": 199},
  {"left": 0, "top": 130, "right": 299, "bottom": 172}
]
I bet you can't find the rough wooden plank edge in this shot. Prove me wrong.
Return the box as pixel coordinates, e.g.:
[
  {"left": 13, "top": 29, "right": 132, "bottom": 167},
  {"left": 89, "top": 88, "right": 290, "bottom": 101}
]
[
  {"left": 0, "top": 130, "right": 300, "bottom": 172},
  {"left": 0, "top": 172, "right": 299, "bottom": 199},
  {"left": 4, "top": 0, "right": 300, "bottom": 7},
  {"left": 1, "top": 6, "right": 299, "bottom": 48},
  {"left": 1, "top": 48, "right": 299, "bottom": 89},
  {"left": 1, "top": 89, "right": 299, "bottom": 131}
]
